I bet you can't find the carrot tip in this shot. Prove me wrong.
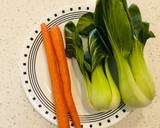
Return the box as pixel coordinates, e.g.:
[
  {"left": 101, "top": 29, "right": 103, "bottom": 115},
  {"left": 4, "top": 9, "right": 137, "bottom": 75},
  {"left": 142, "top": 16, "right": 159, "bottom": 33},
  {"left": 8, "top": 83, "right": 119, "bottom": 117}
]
[{"left": 41, "top": 23, "right": 47, "bottom": 28}]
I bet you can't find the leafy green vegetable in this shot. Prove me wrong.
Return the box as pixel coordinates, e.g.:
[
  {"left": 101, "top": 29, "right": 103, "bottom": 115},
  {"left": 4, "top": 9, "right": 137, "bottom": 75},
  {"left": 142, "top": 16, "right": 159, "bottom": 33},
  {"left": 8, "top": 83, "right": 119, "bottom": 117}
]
[
  {"left": 77, "top": 12, "right": 95, "bottom": 36},
  {"left": 96, "top": 0, "right": 134, "bottom": 57},
  {"left": 65, "top": 0, "right": 156, "bottom": 109},
  {"left": 94, "top": 0, "right": 155, "bottom": 107},
  {"left": 128, "top": 4, "right": 142, "bottom": 37},
  {"left": 65, "top": 22, "right": 120, "bottom": 111},
  {"left": 88, "top": 29, "right": 107, "bottom": 70},
  {"left": 139, "top": 22, "right": 155, "bottom": 44},
  {"left": 65, "top": 21, "right": 85, "bottom": 73},
  {"left": 129, "top": 4, "right": 155, "bottom": 44},
  {"left": 77, "top": 12, "right": 112, "bottom": 54}
]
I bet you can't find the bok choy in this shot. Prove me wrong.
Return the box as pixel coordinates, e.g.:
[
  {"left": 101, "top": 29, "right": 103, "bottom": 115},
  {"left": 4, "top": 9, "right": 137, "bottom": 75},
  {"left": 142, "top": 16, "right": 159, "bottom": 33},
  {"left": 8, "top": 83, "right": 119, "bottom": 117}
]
[
  {"left": 64, "top": 22, "right": 120, "bottom": 111},
  {"left": 64, "top": 0, "right": 156, "bottom": 110},
  {"left": 95, "top": 0, "right": 155, "bottom": 107}
]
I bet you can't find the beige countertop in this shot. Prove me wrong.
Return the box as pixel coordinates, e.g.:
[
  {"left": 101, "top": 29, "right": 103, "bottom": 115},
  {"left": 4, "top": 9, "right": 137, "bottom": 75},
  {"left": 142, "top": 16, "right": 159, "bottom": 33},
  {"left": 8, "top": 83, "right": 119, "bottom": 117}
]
[{"left": 0, "top": 0, "right": 160, "bottom": 128}]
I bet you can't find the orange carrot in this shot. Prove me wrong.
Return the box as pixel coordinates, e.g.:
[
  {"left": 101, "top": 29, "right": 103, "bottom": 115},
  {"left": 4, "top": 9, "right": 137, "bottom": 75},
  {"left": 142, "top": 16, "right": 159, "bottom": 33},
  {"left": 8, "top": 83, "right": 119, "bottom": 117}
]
[
  {"left": 50, "top": 26, "right": 81, "bottom": 128},
  {"left": 41, "top": 23, "right": 70, "bottom": 128}
]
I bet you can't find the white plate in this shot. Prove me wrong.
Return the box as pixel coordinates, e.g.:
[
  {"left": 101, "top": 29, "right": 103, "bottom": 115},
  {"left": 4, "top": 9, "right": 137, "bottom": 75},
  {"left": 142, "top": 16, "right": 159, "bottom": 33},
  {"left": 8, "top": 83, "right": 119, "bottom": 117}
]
[{"left": 20, "top": 3, "right": 130, "bottom": 128}]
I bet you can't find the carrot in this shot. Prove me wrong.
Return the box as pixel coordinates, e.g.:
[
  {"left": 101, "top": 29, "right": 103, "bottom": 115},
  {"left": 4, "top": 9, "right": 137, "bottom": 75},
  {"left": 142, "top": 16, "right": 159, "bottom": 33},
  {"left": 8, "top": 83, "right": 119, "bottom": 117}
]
[
  {"left": 41, "top": 23, "right": 70, "bottom": 128},
  {"left": 50, "top": 26, "right": 81, "bottom": 128}
]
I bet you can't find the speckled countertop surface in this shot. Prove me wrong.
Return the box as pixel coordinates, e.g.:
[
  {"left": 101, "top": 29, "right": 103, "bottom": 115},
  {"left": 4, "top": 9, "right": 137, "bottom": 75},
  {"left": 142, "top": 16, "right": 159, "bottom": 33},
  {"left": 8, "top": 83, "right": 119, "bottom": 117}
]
[{"left": 0, "top": 0, "right": 160, "bottom": 128}]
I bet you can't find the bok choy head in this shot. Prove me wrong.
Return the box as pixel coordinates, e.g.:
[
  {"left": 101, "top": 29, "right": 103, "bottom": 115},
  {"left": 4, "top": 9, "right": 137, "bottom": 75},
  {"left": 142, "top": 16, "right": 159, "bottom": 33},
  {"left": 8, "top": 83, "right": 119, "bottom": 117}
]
[
  {"left": 95, "top": 0, "right": 156, "bottom": 107},
  {"left": 65, "top": 21, "right": 120, "bottom": 111}
]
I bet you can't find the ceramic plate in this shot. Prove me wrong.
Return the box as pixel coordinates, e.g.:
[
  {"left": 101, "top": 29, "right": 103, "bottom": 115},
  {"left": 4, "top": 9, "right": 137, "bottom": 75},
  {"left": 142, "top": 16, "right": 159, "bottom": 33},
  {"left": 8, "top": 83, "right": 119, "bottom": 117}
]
[{"left": 20, "top": 3, "right": 130, "bottom": 128}]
